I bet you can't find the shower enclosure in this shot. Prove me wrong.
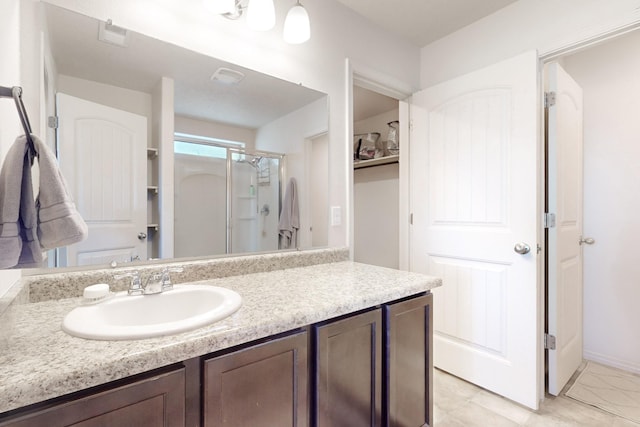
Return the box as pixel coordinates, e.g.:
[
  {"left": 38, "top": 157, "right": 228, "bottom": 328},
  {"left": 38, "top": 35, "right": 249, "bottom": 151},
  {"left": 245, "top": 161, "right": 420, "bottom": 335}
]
[{"left": 174, "top": 139, "right": 283, "bottom": 258}]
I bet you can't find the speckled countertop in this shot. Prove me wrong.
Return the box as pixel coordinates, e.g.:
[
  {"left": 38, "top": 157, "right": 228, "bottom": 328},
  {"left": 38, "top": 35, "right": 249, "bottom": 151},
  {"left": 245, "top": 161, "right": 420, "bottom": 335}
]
[{"left": 0, "top": 259, "right": 440, "bottom": 414}]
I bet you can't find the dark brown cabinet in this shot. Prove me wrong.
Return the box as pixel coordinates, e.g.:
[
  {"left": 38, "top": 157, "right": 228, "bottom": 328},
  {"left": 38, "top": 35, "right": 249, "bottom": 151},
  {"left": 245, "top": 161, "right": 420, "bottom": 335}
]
[
  {"left": 314, "top": 294, "right": 433, "bottom": 427},
  {"left": 384, "top": 294, "right": 433, "bottom": 427},
  {"left": 203, "top": 331, "right": 308, "bottom": 427},
  {"left": 0, "top": 368, "right": 185, "bottom": 427},
  {"left": 314, "top": 309, "right": 383, "bottom": 427}
]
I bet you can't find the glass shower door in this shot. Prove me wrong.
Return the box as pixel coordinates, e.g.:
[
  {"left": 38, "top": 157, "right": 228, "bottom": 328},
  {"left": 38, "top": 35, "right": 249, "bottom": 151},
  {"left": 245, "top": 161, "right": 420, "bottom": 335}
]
[{"left": 230, "top": 152, "right": 282, "bottom": 254}]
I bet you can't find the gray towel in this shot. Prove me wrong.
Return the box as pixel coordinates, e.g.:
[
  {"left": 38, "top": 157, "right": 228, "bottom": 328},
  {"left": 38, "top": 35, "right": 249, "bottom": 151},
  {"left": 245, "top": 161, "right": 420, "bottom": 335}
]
[
  {"left": 278, "top": 177, "right": 299, "bottom": 249},
  {"left": 0, "top": 135, "right": 43, "bottom": 268},
  {"left": 34, "top": 135, "right": 88, "bottom": 249}
]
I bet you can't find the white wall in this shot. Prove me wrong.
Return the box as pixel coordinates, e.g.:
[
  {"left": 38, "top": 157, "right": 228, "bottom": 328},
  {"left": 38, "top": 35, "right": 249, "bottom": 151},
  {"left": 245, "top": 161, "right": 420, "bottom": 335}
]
[
  {"left": 41, "top": 0, "right": 421, "bottom": 250},
  {"left": 256, "top": 97, "right": 329, "bottom": 249},
  {"left": 420, "top": 0, "right": 640, "bottom": 88},
  {"left": 353, "top": 108, "right": 399, "bottom": 269},
  {"left": 562, "top": 30, "right": 640, "bottom": 373},
  {"left": 175, "top": 116, "right": 256, "bottom": 149}
]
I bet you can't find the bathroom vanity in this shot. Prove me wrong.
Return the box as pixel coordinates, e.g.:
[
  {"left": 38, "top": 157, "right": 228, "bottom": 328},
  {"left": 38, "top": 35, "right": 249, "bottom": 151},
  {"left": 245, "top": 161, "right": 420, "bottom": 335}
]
[{"left": 0, "top": 251, "right": 440, "bottom": 426}]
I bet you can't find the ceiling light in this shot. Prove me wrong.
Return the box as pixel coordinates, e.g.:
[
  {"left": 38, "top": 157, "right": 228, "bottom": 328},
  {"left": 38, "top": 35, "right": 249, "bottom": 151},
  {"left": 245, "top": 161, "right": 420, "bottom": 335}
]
[
  {"left": 283, "top": 1, "right": 310, "bottom": 44},
  {"left": 203, "top": 0, "right": 310, "bottom": 43},
  {"left": 202, "top": 0, "right": 236, "bottom": 15},
  {"left": 246, "top": 0, "right": 276, "bottom": 31}
]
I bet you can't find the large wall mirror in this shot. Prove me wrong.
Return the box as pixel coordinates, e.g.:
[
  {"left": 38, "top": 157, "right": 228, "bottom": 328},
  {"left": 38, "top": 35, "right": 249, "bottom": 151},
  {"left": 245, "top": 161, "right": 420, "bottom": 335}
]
[{"left": 37, "top": 3, "right": 329, "bottom": 271}]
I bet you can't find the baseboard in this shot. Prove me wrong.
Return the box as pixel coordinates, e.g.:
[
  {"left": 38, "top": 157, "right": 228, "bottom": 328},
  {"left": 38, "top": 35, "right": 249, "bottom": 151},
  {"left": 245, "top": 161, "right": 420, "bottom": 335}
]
[{"left": 584, "top": 350, "right": 640, "bottom": 374}]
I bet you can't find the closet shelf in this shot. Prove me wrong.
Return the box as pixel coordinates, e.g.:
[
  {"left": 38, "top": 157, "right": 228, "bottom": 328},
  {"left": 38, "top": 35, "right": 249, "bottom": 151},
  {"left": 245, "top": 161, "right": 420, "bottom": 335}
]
[{"left": 354, "top": 154, "right": 399, "bottom": 169}]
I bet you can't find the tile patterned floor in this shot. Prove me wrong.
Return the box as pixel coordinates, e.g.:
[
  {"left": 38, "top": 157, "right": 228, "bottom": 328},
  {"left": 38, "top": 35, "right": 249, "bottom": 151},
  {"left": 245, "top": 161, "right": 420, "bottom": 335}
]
[{"left": 434, "top": 366, "right": 640, "bottom": 426}]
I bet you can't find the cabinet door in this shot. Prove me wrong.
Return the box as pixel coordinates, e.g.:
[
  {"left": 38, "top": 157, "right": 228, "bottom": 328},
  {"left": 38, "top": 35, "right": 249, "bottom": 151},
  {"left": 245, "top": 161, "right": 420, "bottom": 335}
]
[
  {"left": 0, "top": 368, "right": 185, "bottom": 427},
  {"left": 204, "top": 331, "right": 308, "bottom": 427},
  {"left": 384, "top": 293, "right": 433, "bottom": 427},
  {"left": 314, "top": 309, "right": 382, "bottom": 427}
]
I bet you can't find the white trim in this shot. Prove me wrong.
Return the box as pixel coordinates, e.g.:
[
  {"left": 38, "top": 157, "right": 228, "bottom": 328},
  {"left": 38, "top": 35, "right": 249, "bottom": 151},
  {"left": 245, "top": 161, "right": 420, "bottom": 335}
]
[
  {"left": 540, "top": 11, "right": 640, "bottom": 61},
  {"left": 398, "top": 99, "right": 410, "bottom": 271},
  {"left": 346, "top": 57, "right": 413, "bottom": 267},
  {"left": 345, "top": 58, "right": 355, "bottom": 261},
  {"left": 584, "top": 351, "right": 640, "bottom": 376},
  {"left": 350, "top": 59, "right": 413, "bottom": 101}
]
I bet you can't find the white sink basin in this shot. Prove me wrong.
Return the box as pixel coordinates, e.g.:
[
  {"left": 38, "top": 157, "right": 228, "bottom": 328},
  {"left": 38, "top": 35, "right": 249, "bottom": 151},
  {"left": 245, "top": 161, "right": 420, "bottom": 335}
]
[{"left": 62, "top": 285, "right": 242, "bottom": 340}]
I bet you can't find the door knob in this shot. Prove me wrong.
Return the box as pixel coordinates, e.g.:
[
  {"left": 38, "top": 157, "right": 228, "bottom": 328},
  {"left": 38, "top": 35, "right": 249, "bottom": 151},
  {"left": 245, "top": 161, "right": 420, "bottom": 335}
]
[
  {"left": 579, "top": 236, "right": 595, "bottom": 245},
  {"left": 514, "top": 242, "right": 531, "bottom": 255},
  {"left": 138, "top": 232, "right": 147, "bottom": 241}
]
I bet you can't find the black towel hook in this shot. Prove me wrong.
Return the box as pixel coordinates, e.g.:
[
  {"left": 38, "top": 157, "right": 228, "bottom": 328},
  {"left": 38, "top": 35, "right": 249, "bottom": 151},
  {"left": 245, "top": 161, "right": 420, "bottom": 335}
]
[{"left": 0, "top": 85, "right": 37, "bottom": 156}]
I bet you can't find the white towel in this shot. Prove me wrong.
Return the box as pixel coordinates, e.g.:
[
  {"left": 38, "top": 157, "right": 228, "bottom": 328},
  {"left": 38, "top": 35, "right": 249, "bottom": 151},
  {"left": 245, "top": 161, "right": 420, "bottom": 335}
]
[
  {"left": 0, "top": 135, "right": 43, "bottom": 268},
  {"left": 278, "top": 177, "right": 299, "bottom": 249},
  {"left": 34, "top": 135, "right": 88, "bottom": 249}
]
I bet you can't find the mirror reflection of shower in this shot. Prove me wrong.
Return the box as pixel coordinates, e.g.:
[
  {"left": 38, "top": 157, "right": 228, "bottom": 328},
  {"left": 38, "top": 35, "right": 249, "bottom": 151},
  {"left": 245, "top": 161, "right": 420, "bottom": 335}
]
[{"left": 174, "top": 137, "right": 283, "bottom": 258}]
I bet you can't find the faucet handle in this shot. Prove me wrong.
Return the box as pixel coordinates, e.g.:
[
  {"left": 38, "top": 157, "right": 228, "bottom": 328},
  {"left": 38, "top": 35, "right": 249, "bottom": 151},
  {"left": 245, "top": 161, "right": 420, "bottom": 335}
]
[
  {"left": 160, "top": 267, "right": 184, "bottom": 291},
  {"left": 114, "top": 271, "right": 143, "bottom": 295}
]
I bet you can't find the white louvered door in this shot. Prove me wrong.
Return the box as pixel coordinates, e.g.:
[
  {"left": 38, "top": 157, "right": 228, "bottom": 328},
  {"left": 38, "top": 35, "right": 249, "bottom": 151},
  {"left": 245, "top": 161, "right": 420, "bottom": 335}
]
[{"left": 410, "top": 51, "right": 540, "bottom": 409}]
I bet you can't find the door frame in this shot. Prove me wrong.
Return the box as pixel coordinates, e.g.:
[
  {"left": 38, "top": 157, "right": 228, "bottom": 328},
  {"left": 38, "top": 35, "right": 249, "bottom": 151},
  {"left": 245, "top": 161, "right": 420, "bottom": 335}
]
[
  {"left": 345, "top": 58, "right": 412, "bottom": 265},
  {"left": 540, "top": 23, "right": 640, "bottom": 394}
]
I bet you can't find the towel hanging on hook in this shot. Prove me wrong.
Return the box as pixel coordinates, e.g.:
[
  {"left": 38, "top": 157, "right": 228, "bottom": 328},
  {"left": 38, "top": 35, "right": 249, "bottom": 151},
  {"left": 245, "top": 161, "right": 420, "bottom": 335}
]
[{"left": 0, "top": 85, "right": 37, "bottom": 157}]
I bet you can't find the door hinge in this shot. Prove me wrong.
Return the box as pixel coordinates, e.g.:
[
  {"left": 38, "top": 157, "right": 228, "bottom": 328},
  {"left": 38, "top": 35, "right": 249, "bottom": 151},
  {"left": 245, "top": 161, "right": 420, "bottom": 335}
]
[
  {"left": 544, "top": 212, "right": 556, "bottom": 228},
  {"left": 409, "top": 119, "right": 414, "bottom": 132},
  {"left": 545, "top": 91, "right": 556, "bottom": 108},
  {"left": 48, "top": 115, "right": 59, "bottom": 129},
  {"left": 545, "top": 333, "right": 557, "bottom": 350},
  {"left": 409, "top": 213, "right": 414, "bottom": 225}
]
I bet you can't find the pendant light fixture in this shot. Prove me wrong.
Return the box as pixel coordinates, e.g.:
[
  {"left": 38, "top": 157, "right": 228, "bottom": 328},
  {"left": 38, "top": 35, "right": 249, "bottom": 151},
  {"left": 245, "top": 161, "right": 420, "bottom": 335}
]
[
  {"left": 246, "top": 0, "right": 276, "bottom": 31},
  {"left": 202, "top": 0, "right": 310, "bottom": 43},
  {"left": 283, "top": 1, "right": 310, "bottom": 44}
]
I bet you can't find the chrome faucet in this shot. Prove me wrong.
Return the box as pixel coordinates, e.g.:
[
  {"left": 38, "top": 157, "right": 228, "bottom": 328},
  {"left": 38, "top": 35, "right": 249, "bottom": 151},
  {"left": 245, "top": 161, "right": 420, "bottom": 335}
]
[
  {"left": 114, "top": 271, "right": 144, "bottom": 295},
  {"left": 115, "top": 267, "right": 184, "bottom": 296},
  {"left": 159, "top": 267, "right": 184, "bottom": 292}
]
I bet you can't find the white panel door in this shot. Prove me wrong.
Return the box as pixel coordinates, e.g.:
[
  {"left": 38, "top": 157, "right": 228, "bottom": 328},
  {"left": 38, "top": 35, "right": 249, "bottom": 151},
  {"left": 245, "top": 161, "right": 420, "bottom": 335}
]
[
  {"left": 56, "top": 93, "right": 147, "bottom": 266},
  {"left": 547, "top": 62, "right": 584, "bottom": 395},
  {"left": 410, "top": 51, "right": 540, "bottom": 409}
]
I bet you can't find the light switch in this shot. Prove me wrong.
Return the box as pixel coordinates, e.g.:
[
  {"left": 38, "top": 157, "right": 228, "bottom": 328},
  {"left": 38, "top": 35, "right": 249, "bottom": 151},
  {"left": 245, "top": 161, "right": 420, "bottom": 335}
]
[{"left": 331, "top": 206, "right": 341, "bottom": 226}]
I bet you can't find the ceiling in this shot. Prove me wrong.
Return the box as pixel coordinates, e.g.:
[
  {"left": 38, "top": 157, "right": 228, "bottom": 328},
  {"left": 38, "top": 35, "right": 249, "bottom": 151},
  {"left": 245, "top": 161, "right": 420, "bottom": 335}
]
[{"left": 335, "top": 0, "right": 518, "bottom": 47}]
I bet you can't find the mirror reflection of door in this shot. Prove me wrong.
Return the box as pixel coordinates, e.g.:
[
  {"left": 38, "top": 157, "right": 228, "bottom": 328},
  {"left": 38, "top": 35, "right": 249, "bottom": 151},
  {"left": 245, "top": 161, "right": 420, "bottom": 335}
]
[{"left": 56, "top": 93, "right": 147, "bottom": 267}]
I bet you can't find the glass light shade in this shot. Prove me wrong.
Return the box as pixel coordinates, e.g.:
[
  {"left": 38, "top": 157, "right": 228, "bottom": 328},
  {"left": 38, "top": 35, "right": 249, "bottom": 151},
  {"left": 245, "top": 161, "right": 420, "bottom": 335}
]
[
  {"left": 283, "top": 3, "right": 310, "bottom": 44},
  {"left": 202, "top": 0, "right": 236, "bottom": 15},
  {"left": 247, "top": 0, "right": 276, "bottom": 31}
]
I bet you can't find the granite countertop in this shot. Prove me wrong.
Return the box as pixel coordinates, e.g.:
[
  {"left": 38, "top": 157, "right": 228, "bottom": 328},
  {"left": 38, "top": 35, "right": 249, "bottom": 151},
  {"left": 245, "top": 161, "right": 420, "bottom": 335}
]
[{"left": 0, "top": 261, "right": 440, "bottom": 414}]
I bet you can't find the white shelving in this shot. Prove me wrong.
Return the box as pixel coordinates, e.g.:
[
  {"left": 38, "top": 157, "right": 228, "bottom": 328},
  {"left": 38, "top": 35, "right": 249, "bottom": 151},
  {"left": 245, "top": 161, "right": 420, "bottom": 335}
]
[{"left": 353, "top": 154, "right": 399, "bottom": 169}]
